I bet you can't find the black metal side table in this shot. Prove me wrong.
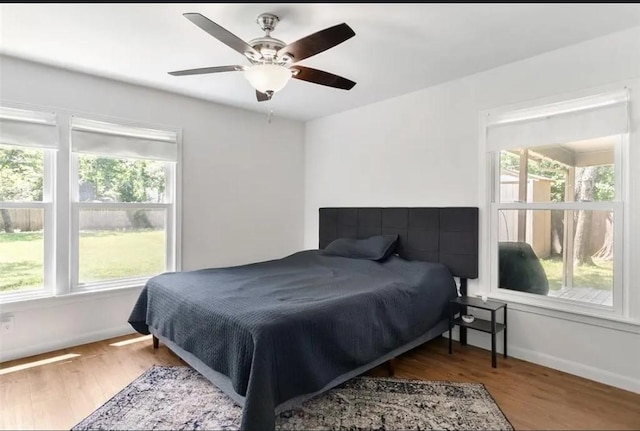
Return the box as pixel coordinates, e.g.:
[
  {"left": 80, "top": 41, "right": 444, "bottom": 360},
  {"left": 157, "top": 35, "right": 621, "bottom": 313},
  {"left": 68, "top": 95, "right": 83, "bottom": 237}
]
[{"left": 448, "top": 296, "right": 507, "bottom": 368}]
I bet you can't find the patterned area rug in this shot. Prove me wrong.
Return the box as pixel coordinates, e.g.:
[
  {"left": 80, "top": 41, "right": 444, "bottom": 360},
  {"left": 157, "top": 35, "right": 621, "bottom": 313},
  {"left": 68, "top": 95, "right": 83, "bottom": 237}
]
[{"left": 73, "top": 366, "right": 513, "bottom": 430}]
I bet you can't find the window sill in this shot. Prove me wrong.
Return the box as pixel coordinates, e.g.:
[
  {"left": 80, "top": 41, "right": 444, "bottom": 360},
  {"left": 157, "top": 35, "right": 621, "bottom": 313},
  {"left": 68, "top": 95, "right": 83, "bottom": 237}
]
[
  {"left": 0, "top": 283, "right": 145, "bottom": 313},
  {"left": 474, "top": 292, "right": 640, "bottom": 335}
]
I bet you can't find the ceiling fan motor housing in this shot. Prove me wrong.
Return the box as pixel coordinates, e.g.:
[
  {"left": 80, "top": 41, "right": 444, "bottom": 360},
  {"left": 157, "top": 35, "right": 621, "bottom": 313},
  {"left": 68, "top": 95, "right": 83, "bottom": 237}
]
[
  {"left": 247, "top": 36, "right": 289, "bottom": 63},
  {"left": 246, "top": 14, "right": 293, "bottom": 64}
]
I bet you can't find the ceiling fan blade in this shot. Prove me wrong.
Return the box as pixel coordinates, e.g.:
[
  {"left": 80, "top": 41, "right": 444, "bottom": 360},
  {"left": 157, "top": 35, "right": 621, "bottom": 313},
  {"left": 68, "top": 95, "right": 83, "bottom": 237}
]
[
  {"left": 168, "top": 65, "right": 245, "bottom": 76},
  {"left": 256, "top": 90, "right": 270, "bottom": 102},
  {"left": 291, "top": 66, "right": 356, "bottom": 90},
  {"left": 183, "top": 13, "right": 259, "bottom": 58},
  {"left": 278, "top": 23, "right": 355, "bottom": 62}
]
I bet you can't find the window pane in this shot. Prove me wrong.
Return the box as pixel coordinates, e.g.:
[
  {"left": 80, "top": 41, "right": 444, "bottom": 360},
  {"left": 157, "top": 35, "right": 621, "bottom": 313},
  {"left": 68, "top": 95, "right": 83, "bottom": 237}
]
[
  {"left": 498, "top": 209, "right": 613, "bottom": 306},
  {"left": 0, "top": 208, "right": 44, "bottom": 292},
  {"left": 499, "top": 135, "right": 616, "bottom": 203},
  {"left": 0, "top": 144, "right": 44, "bottom": 202},
  {"left": 78, "top": 208, "right": 165, "bottom": 284},
  {"left": 77, "top": 155, "right": 167, "bottom": 203}
]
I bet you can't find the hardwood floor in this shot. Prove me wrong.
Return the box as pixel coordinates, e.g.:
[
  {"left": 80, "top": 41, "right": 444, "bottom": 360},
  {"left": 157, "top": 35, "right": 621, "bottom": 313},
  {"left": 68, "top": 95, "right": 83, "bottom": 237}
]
[{"left": 1, "top": 334, "right": 639, "bottom": 430}]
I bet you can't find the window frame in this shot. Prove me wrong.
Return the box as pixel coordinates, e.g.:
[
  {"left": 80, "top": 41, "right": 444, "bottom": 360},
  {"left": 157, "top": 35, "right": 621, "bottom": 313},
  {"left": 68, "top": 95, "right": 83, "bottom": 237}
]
[
  {"left": 68, "top": 117, "right": 180, "bottom": 292},
  {"left": 0, "top": 131, "right": 57, "bottom": 302},
  {"left": 0, "top": 102, "right": 182, "bottom": 303},
  {"left": 69, "top": 155, "right": 177, "bottom": 291},
  {"left": 480, "top": 84, "right": 631, "bottom": 322}
]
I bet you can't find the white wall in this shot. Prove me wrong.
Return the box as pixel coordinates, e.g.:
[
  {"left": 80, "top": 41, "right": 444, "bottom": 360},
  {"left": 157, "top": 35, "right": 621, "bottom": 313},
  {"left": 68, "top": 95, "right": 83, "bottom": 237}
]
[
  {"left": 304, "top": 27, "right": 640, "bottom": 392},
  {"left": 0, "top": 55, "right": 305, "bottom": 362}
]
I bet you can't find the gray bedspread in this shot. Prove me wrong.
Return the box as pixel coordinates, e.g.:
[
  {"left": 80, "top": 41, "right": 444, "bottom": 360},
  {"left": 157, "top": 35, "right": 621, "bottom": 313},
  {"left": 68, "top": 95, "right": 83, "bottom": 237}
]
[{"left": 128, "top": 250, "right": 457, "bottom": 431}]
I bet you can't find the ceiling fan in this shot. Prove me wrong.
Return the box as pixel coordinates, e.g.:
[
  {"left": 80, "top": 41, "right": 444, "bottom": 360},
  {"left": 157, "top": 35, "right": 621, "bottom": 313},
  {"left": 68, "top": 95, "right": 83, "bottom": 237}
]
[{"left": 168, "top": 12, "right": 356, "bottom": 102}]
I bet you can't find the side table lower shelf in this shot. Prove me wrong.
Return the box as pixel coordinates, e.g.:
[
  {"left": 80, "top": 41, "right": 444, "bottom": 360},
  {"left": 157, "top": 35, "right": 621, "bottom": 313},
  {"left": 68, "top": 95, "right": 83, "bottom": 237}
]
[{"left": 453, "top": 317, "right": 505, "bottom": 334}]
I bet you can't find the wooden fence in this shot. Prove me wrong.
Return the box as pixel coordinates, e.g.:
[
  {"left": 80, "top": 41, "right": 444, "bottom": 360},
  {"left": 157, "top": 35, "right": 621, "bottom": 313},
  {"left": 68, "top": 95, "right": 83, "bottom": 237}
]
[
  {"left": 1, "top": 209, "right": 43, "bottom": 231},
  {"left": 0, "top": 208, "right": 164, "bottom": 231}
]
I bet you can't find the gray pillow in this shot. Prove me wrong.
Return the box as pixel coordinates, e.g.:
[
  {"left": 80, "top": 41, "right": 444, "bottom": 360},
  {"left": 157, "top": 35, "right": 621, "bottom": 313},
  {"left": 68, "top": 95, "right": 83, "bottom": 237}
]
[{"left": 322, "top": 234, "right": 399, "bottom": 261}]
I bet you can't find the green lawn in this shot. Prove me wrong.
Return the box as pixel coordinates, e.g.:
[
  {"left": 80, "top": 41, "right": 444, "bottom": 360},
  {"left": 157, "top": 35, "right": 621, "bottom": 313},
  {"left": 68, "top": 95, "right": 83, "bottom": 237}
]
[
  {"left": 0, "top": 230, "right": 164, "bottom": 292},
  {"left": 0, "top": 232, "right": 43, "bottom": 292},
  {"left": 539, "top": 257, "right": 613, "bottom": 291}
]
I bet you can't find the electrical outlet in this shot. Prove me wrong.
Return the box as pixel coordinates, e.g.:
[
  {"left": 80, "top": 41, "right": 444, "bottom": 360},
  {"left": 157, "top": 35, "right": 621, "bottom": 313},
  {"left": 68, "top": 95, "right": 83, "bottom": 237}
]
[{"left": 0, "top": 314, "right": 14, "bottom": 334}]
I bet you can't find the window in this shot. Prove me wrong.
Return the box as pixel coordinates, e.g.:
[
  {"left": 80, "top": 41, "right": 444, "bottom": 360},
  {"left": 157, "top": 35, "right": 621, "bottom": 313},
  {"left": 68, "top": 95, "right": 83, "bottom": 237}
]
[
  {"left": 485, "top": 89, "right": 629, "bottom": 318},
  {"left": 70, "top": 117, "right": 178, "bottom": 290},
  {"left": 0, "top": 106, "right": 57, "bottom": 300},
  {"left": 0, "top": 106, "right": 180, "bottom": 302}
]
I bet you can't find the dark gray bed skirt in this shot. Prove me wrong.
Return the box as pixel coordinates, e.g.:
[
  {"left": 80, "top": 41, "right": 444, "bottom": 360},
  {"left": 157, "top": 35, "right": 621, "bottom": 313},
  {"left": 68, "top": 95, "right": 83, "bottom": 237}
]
[{"left": 149, "top": 318, "right": 449, "bottom": 414}]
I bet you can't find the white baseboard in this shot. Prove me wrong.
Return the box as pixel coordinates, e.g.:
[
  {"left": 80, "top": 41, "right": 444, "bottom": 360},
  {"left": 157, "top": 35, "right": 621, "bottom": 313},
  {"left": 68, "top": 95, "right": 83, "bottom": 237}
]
[
  {"left": 0, "top": 325, "right": 136, "bottom": 363},
  {"left": 505, "top": 344, "right": 640, "bottom": 394},
  {"left": 448, "top": 328, "right": 640, "bottom": 394}
]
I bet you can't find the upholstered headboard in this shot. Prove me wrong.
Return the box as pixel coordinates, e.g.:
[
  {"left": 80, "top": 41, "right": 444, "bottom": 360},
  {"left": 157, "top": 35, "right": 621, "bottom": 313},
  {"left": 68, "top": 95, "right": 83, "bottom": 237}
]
[{"left": 319, "top": 207, "right": 478, "bottom": 279}]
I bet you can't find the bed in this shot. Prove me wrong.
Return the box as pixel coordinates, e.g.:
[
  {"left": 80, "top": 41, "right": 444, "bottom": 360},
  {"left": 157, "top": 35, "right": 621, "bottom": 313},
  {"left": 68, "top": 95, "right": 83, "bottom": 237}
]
[{"left": 128, "top": 207, "right": 478, "bottom": 431}]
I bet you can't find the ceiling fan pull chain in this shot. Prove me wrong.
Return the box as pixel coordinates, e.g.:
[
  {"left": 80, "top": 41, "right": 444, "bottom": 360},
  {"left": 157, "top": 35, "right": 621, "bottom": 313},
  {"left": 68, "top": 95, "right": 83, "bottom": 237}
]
[{"left": 266, "top": 90, "right": 275, "bottom": 123}]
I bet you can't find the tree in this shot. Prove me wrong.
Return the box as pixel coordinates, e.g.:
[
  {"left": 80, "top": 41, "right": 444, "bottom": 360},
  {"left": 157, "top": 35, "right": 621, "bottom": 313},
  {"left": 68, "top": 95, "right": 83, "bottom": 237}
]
[
  {"left": 593, "top": 212, "right": 614, "bottom": 261},
  {"left": 589, "top": 165, "right": 614, "bottom": 261},
  {"left": 592, "top": 165, "right": 614, "bottom": 201},
  {"left": 0, "top": 209, "right": 13, "bottom": 233},
  {"left": 0, "top": 146, "right": 43, "bottom": 233},
  {"left": 573, "top": 166, "right": 596, "bottom": 266},
  {"left": 78, "top": 156, "right": 165, "bottom": 203},
  {"left": 77, "top": 156, "right": 166, "bottom": 229}
]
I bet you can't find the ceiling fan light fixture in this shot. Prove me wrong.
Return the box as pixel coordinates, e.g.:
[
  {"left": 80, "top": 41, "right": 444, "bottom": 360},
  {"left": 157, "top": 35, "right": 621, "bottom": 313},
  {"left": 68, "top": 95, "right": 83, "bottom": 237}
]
[{"left": 244, "top": 64, "right": 292, "bottom": 94}]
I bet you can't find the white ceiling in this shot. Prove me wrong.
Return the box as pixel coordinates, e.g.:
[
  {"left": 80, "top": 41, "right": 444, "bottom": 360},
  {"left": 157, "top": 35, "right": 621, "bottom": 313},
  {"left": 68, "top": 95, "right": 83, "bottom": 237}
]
[{"left": 1, "top": 3, "right": 639, "bottom": 121}]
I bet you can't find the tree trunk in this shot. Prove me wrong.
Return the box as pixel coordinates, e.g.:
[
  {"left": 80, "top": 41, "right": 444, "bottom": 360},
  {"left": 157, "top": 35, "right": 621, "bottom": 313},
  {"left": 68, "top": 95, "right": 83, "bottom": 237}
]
[
  {"left": 0, "top": 208, "right": 14, "bottom": 233},
  {"left": 593, "top": 212, "right": 614, "bottom": 260},
  {"left": 573, "top": 166, "right": 596, "bottom": 266},
  {"left": 550, "top": 210, "right": 564, "bottom": 256}
]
